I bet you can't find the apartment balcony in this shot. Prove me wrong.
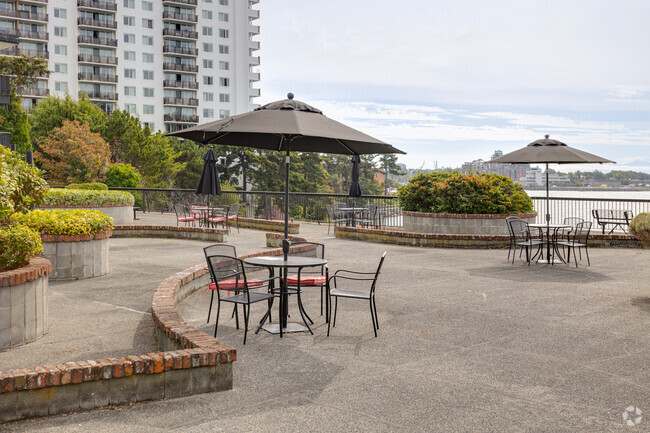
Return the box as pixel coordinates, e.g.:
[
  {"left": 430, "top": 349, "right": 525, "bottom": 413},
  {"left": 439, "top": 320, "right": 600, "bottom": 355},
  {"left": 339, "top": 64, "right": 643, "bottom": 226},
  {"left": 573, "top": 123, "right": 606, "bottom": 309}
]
[
  {"left": 248, "top": 40, "right": 260, "bottom": 50},
  {"left": 20, "top": 0, "right": 48, "bottom": 4},
  {"left": 164, "top": 113, "right": 198, "bottom": 123},
  {"left": 20, "top": 87, "right": 49, "bottom": 97},
  {"left": 77, "top": 17, "right": 117, "bottom": 29},
  {"left": 1, "top": 47, "right": 49, "bottom": 59},
  {"left": 0, "top": 9, "right": 48, "bottom": 22},
  {"left": 162, "top": 11, "right": 197, "bottom": 23},
  {"left": 249, "top": 88, "right": 260, "bottom": 97},
  {"left": 162, "top": 28, "right": 198, "bottom": 40},
  {"left": 162, "top": 0, "right": 197, "bottom": 5},
  {"left": 162, "top": 45, "right": 197, "bottom": 56},
  {"left": 248, "top": 55, "right": 260, "bottom": 66},
  {"left": 18, "top": 29, "right": 48, "bottom": 40},
  {"left": 163, "top": 97, "right": 198, "bottom": 106},
  {"left": 77, "top": 0, "right": 117, "bottom": 11},
  {"left": 248, "top": 25, "right": 259, "bottom": 35},
  {"left": 249, "top": 72, "right": 260, "bottom": 81},
  {"left": 163, "top": 80, "right": 198, "bottom": 89},
  {"left": 77, "top": 35, "right": 118, "bottom": 47},
  {"left": 78, "top": 72, "right": 118, "bottom": 83},
  {"left": 80, "top": 90, "right": 118, "bottom": 101},
  {"left": 78, "top": 53, "right": 118, "bottom": 65},
  {"left": 163, "top": 62, "right": 198, "bottom": 73},
  {"left": 248, "top": 9, "right": 260, "bottom": 19}
]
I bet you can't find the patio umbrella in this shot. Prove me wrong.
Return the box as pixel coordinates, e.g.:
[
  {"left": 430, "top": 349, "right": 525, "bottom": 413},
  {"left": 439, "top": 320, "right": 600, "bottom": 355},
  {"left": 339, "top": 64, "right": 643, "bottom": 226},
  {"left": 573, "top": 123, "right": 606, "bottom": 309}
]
[
  {"left": 169, "top": 93, "right": 405, "bottom": 258},
  {"left": 348, "top": 155, "right": 362, "bottom": 198},
  {"left": 490, "top": 135, "right": 614, "bottom": 223},
  {"left": 196, "top": 146, "right": 221, "bottom": 205}
]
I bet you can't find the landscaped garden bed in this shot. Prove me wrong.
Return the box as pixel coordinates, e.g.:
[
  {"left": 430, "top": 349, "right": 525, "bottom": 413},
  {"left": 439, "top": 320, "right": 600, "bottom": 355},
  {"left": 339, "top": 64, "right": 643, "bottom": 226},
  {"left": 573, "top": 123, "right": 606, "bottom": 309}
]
[{"left": 40, "top": 187, "right": 135, "bottom": 225}]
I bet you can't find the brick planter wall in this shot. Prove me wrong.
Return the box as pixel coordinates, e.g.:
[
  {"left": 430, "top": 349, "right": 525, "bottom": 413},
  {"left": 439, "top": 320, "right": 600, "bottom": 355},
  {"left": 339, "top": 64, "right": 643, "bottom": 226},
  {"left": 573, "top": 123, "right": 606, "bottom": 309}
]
[
  {"left": 0, "top": 258, "right": 51, "bottom": 351},
  {"left": 237, "top": 217, "right": 299, "bottom": 234},
  {"left": 41, "top": 231, "right": 111, "bottom": 280},
  {"left": 403, "top": 211, "right": 537, "bottom": 235},
  {"left": 39, "top": 204, "right": 134, "bottom": 225},
  {"left": 113, "top": 225, "right": 228, "bottom": 243}
]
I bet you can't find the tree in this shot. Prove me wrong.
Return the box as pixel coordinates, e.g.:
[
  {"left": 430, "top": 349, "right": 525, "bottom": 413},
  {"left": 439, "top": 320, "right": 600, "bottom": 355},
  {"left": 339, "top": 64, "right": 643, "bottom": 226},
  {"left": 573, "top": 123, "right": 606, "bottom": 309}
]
[
  {"left": 105, "top": 163, "right": 141, "bottom": 188},
  {"left": 212, "top": 146, "right": 262, "bottom": 191},
  {"left": 378, "top": 154, "right": 405, "bottom": 195},
  {"left": 0, "top": 96, "right": 31, "bottom": 153},
  {"left": 34, "top": 120, "right": 111, "bottom": 184},
  {"left": 170, "top": 138, "right": 204, "bottom": 189},
  {"left": 0, "top": 55, "right": 48, "bottom": 90},
  {"left": 29, "top": 94, "right": 108, "bottom": 146}
]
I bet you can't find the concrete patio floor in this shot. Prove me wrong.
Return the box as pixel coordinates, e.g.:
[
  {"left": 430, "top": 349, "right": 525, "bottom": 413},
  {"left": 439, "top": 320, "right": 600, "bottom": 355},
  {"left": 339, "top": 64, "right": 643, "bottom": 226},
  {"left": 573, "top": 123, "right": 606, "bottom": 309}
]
[{"left": 2, "top": 214, "right": 649, "bottom": 432}]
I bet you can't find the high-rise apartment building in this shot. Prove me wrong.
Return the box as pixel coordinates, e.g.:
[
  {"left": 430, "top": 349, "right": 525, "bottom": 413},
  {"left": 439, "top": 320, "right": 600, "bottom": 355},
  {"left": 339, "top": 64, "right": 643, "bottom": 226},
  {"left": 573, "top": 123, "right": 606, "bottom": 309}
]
[{"left": 0, "top": 0, "right": 260, "bottom": 132}]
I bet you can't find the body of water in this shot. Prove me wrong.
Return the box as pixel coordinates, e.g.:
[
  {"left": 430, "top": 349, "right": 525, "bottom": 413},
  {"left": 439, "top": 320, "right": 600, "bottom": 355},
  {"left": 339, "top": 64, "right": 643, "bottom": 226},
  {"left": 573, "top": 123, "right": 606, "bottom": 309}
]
[{"left": 525, "top": 189, "right": 650, "bottom": 200}]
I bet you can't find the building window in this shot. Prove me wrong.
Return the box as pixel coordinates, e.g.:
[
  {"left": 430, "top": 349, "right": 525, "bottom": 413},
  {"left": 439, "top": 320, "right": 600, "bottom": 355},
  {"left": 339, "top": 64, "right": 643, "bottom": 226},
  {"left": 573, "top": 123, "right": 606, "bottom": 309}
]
[
  {"left": 218, "top": 29, "right": 229, "bottom": 38},
  {"left": 143, "top": 70, "right": 154, "bottom": 80},
  {"left": 219, "top": 61, "right": 229, "bottom": 70},
  {"left": 219, "top": 77, "right": 229, "bottom": 87},
  {"left": 203, "top": 59, "right": 213, "bottom": 68},
  {"left": 218, "top": 44, "right": 229, "bottom": 54},
  {"left": 143, "top": 105, "right": 154, "bottom": 114},
  {"left": 124, "top": 33, "right": 135, "bottom": 43},
  {"left": 54, "top": 8, "right": 66, "bottom": 18},
  {"left": 142, "top": 36, "right": 153, "bottom": 45},
  {"left": 219, "top": 109, "right": 230, "bottom": 118},
  {"left": 203, "top": 109, "right": 214, "bottom": 118},
  {"left": 124, "top": 86, "right": 136, "bottom": 96},
  {"left": 203, "top": 92, "right": 213, "bottom": 102},
  {"left": 203, "top": 76, "right": 213, "bottom": 85},
  {"left": 54, "top": 45, "right": 67, "bottom": 55},
  {"left": 124, "top": 0, "right": 135, "bottom": 8},
  {"left": 142, "top": 0, "right": 152, "bottom": 11},
  {"left": 219, "top": 0, "right": 228, "bottom": 5},
  {"left": 142, "top": 18, "right": 153, "bottom": 29},
  {"left": 203, "top": 0, "right": 212, "bottom": 3},
  {"left": 125, "top": 103, "right": 136, "bottom": 114},
  {"left": 124, "top": 51, "right": 135, "bottom": 61},
  {"left": 124, "top": 16, "right": 135, "bottom": 26},
  {"left": 202, "top": 26, "right": 212, "bottom": 36},
  {"left": 219, "top": 93, "right": 229, "bottom": 103},
  {"left": 144, "top": 122, "right": 155, "bottom": 130},
  {"left": 54, "top": 63, "right": 67, "bottom": 74},
  {"left": 54, "top": 27, "right": 67, "bottom": 37},
  {"left": 142, "top": 52, "right": 154, "bottom": 63},
  {"left": 55, "top": 81, "right": 67, "bottom": 92},
  {"left": 124, "top": 69, "right": 136, "bottom": 79},
  {"left": 143, "top": 87, "right": 154, "bottom": 97},
  {"left": 203, "top": 43, "right": 213, "bottom": 52},
  {"left": 218, "top": 12, "right": 228, "bottom": 22},
  {"left": 202, "top": 10, "right": 212, "bottom": 19}
]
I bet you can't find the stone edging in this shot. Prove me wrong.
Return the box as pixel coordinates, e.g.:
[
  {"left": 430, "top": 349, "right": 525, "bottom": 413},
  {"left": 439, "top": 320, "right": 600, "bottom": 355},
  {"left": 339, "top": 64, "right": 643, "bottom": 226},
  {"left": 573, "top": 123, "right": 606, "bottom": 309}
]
[
  {"left": 0, "top": 258, "right": 51, "bottom": 288},
  {"left": 236, "top": 217, "right": 300, "bottom": 234},
  {"left": 113, "top": 225, "right": 228, "bottom": 242},
  {"left": 402, "top": 211, "right": 537, "bottom": 219},
  {"left": 41, "top": 230, "right": 113, "bottom": 243}
]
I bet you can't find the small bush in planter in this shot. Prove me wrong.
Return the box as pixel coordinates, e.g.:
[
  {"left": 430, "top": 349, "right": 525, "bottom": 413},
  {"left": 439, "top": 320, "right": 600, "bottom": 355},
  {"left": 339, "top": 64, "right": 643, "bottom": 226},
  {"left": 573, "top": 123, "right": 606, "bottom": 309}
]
[
  {"left": 0, "top": 224, "right": 43, "bottom": 271},
  {"left": 43, "top": 188, "right": 134, "bottom": 207},
  {"left": 11, "top": 209, "right": 114, "bottom": 236},
  {"left": 0, "top": 144, "right": 48, "bottom": 224},
  {"left": 398, "top": 172, "right": 533, "bottom": 214},
  {"left": 630, "top": 213, "right": 650, "bottom": 244},
  {"left": 65, "top": 182, "right": 108, "bottom": 191}
]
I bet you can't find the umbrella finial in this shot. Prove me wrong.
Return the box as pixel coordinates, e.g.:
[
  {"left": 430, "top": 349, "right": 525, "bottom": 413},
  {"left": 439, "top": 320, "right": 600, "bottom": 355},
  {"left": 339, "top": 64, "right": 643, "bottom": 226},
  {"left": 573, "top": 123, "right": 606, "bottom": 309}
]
[
  {"left": 545, "top": 134, "right": 550, "bottom": 139},
  {"left": 287, "top": 92, "right": 294, "bottom": 100}
]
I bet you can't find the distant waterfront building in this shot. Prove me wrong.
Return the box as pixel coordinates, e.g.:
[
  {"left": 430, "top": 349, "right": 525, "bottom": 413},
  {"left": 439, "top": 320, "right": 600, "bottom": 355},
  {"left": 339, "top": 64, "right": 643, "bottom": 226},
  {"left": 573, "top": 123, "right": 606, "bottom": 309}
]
[
  {"left": 518, "top": 167, "right": 570, "bottom": 187},
  {"left": 460, "top": 150, "right": 529, "bottom": 182},
  {"left": 0, "top": 0, "right": 261, "bottom": 133}
]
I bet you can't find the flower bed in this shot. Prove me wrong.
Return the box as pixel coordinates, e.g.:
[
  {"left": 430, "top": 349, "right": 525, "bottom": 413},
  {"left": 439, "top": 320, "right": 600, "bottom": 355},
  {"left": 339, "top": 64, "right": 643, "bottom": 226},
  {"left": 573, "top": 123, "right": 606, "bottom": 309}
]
[{"left": 41, "top": 189, "right": 134, "bottom": 224}]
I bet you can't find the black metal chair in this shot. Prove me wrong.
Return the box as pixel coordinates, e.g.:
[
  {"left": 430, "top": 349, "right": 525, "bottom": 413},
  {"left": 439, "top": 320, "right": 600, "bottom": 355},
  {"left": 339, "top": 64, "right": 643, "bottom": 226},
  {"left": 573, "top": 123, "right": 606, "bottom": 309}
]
[
  {"left": 510, "top": 220, "right": 544, "bottom": 265},
  {"left": 505, "top": 216, "right": 521, "bottom": 261},
  {"left": 207, "top": 206, "right": 228, "bottom": 229},
  {"left": 174, "top": 203, "right": 195, "bottom": 226},
  {"left": 205, "top": 252, "right": 279, "bottom": 344},
  {"left": 556, "top": 221, "right": 592, "bottom": 267},
  {"left": 285, "top": 242, "right": 328, "bottom": 320},
  {"left": 325, "top": 204, "right": 345, "bottom": 234},
  {"left": 327, "top": 252, "right": 386, "bottom": 337},
  {"left": 227, "top": 202, "right": 241, "bottom": 233}
]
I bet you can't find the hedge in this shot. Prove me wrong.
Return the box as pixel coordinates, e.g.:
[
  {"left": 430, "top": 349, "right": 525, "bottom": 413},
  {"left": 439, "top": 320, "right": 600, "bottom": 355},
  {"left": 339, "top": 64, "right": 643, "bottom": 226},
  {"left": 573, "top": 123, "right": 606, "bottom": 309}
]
[
  {"left": 11, "top": 209, "right": 114, "bottom": 236},
  {"left": 0, "top": 224, "right": 43, "bottom": 271},
  {"left": 630, "top": 213, "right": 650, "bottom": 244},
  {"left": 43, "top": 188, "right": 134, "bottom": 207},
  {"left": 65, "top": 182, "right": 109, "bottom": 191}
]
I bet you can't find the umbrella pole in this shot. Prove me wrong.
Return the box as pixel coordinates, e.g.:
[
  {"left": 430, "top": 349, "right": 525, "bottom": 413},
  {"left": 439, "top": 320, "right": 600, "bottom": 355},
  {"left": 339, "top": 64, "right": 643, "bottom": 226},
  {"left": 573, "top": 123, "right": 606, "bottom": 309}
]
[
  {"left": 545, "top": 163, "right": 550, "bottom": 224},
  {"left": 283, "top": 145, "right": 290, "bottom": 261}
]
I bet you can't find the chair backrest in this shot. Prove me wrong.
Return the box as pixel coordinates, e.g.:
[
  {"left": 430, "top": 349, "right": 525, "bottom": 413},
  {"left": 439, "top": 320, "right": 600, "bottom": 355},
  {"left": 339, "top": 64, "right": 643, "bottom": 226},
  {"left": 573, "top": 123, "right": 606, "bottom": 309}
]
[
  {"left": 505, "top": 216, "right": 521, "bottom": 237},
  {"left": 367, "top": 203, "right": 378, "bottom": 217},
  {"left": 203, "top": 243, "right": 237, "bottom": 259},
  {"left": 288, "top": 241, "right": 325, "bottom": 275},
  {"left": 228, "top": 202, "right": 241, "bottom": 216},
  {"left": 174, "top": 203, "right": 187, "bottom": 218},
  {"left": 563, "top": 217, "right": 584, "bottom": 228},
  {"left": 573, "top": 221, "right": 592, "bottom": 242},
  {"left": 205, "top": 254, "right": 250, "bottom": 299},
  {"left": 370, "top": 251, "right": 387, "bottom": 295},
  {"left": 509, "top": 219, "right": 532, "bottom": 241}
]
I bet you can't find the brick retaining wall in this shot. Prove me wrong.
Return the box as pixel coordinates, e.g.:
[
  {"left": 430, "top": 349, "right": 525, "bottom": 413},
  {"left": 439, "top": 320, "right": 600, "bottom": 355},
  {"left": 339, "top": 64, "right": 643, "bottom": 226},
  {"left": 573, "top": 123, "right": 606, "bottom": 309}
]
[
  {"left": 113, "top": 225, "right": 228, "bottom": 242},
  {"left": 237, "top": 217, "right": 299, "bottom": 234},
  {"left": 42, "top": 231, "right": 111, "bottom": 280}
]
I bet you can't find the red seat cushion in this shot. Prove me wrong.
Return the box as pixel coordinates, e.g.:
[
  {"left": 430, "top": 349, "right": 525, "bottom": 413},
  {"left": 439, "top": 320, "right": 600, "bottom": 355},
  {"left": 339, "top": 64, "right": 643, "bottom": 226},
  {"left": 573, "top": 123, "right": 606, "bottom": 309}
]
[
  {"left": 208, "top": 279, "right": 263, "bottom": 290},
  {"left": 286, "top": 274, "right": 327, "bottom": 286},
  {"left": 209, "top": 217, "right": 226, "bottom": 223},
  {"left": 178, "top": 217, "right": 194, "bottom": 222}
]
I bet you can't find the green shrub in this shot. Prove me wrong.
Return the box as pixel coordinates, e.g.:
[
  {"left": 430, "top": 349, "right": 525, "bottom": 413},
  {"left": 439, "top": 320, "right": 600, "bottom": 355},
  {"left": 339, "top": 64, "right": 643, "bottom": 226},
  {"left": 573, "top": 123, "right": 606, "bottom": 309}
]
[
  {"left": 65, "top": 182, "right": 108, "bottom": 190},
  {"left": 0, "top": 145, "right": 48, "bottom": 225},
  {"left": 11, "top": 209, "right": 113, "bottom": 236},
  {"left": 630, "top": 213, "right": 650, "bottom": 243},
  {"left": 105, "top": 163, "right": 141, "bottom": 188},
  {"left": 43, "top": 188, "right": 134, "bottom": 207},
  {"left": 0, "top": 224, "right": 43, "bottom": 271},
  {"left": 397, "top": 172, "right": 533, "bottom": 214}
]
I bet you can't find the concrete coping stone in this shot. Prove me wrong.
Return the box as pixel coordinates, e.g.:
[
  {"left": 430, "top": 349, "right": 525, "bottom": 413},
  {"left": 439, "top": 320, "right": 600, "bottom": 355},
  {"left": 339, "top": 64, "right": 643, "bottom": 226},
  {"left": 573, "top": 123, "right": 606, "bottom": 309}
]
[{"left": 0, "top": 258, "right": 52, "bottom": 288}]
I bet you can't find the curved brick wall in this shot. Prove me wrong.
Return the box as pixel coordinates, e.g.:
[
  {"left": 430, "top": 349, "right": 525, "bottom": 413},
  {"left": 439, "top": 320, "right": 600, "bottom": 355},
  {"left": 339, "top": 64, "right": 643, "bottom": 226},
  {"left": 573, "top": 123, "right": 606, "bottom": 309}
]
[
  {"left": 403, "top": 211, "right": 538, "bottom": 235},
  {"left": 41, "top": 231, "right": 111, "bottom": 280}
]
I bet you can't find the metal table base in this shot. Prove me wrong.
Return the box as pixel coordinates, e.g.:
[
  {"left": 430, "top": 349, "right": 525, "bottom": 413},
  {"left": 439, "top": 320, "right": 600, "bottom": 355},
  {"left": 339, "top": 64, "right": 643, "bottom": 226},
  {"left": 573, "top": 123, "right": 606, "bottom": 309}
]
[{"left": 261, "top": 323, "right": 310, "bottom": 334}]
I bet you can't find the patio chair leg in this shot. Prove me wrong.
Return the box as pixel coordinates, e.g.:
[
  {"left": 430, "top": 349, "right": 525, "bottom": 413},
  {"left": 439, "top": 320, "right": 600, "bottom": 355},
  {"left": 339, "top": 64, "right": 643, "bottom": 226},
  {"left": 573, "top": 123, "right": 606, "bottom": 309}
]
[
  {"left": 372, "top": 296, "right": 379, "bottom": 330},
  {"left": 327, "top": 295, "right": 332, "bottom": 336},
  {"left": 333, "top": 297, "right": 338, "bottom": 327},
  {"left": 243, "top": 304, "right": 249, "bottom": 345},
  {"left": 214, "top": 302, "right": 221, "bottom": 338},
  {"left": 585, "top": 246, "right": 590, "bottom": 266},
  {"left": 369, "top": 299, "right": 377, "bottom": 337},
  {"left": 234, "top": 304, "right": 240, "bottom": 329},
  {"left": 207, "top": 290, "right": 214, "bottom": 323}
]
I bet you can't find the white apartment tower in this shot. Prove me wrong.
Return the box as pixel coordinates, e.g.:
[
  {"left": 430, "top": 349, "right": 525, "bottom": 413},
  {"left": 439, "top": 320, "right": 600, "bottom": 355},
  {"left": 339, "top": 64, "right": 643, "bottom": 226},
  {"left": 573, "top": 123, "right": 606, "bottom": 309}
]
[{"left": 0, "top": 0, "right": 261, "bottom": 133}]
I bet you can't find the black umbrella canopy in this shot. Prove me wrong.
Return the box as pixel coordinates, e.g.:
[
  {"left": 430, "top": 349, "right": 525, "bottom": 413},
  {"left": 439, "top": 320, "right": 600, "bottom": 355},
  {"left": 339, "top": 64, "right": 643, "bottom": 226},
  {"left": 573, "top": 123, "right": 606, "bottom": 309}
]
[
  {"left": 196, "top": 146, "right": 221, "bottom": 198},
  {"left": 348, "top": 155, "right": 362, "bottom": 197},
  {"left": 490, "top": 135, "right": 615, "bottom": 165}
]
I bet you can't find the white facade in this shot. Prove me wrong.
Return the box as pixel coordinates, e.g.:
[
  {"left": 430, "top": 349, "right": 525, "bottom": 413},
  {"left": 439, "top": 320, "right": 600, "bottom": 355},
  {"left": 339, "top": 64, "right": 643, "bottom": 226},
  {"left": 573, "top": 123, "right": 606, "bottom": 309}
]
[{"left": 0, "top": 0, "right": 260, "bottom": 132}]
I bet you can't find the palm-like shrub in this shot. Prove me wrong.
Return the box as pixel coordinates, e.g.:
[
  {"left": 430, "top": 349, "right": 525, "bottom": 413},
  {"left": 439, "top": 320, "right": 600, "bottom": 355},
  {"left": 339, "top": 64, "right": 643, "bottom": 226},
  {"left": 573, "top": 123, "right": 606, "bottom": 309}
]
[{"left": 398, "top": 172, "right": 533, "bottom": 214}]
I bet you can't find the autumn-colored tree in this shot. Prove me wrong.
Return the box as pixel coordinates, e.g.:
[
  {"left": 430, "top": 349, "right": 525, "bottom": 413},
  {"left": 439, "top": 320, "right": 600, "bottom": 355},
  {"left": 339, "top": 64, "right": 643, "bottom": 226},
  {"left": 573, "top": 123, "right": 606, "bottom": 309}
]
[{"left": 34, "top": 120, "right": 111, "bottom": 185}]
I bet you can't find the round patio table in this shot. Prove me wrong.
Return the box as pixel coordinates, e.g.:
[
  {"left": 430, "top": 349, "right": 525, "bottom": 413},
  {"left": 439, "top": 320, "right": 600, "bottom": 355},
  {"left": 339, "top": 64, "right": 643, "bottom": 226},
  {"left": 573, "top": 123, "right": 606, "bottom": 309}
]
[
  {"left": 339, "top": 207, "right": 368, "bottom": 227},
  {"left": 529, "top": 223, "right": 571, "bottom": 264},
  {"left": 244, "top": 256, "right": 327, "bottom": 336}
]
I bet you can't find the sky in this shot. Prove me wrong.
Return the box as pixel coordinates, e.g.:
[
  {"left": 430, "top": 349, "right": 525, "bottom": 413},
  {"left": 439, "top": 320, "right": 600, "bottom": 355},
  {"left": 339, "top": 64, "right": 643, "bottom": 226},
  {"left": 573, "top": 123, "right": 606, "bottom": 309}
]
[{"left": 256, "top": 0, "right": 650, "bottom": 173}]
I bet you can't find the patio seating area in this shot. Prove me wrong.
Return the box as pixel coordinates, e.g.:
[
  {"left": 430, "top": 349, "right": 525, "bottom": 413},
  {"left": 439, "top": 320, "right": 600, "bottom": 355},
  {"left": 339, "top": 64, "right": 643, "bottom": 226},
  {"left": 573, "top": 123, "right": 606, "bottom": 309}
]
[{"left": 1, "top": 213, "right": 649, "bottom": 431}]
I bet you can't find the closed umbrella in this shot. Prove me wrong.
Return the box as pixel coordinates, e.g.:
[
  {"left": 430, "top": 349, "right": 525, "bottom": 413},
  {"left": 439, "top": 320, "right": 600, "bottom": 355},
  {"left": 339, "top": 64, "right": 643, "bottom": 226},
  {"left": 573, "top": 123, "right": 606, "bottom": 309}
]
[
  {"left": 169, "top": 93, "right": 405, "bottom": 259},
  {"left": 348, "top": 155, "right": 362, "bottom": 198},
  {"left": 196, "top": 146, "right": 221, "bottom": 204}
]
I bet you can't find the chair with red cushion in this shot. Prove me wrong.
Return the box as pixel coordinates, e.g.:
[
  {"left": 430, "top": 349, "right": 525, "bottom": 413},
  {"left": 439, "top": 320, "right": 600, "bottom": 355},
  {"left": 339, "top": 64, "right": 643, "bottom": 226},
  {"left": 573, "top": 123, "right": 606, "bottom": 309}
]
[
  {"left": 174, "top": 203, "right": 195, "bottom": 226},
  {"left": 207, "top": 206, "right": 228, "bottom": 229},
  {"left": 285, "top": 241, "right": 328, "bottom": 322},
  {"left": 226, "top": 203, "right": 241, "bottom": 233},
  {"left": 205, "top": 252, "right": 279, "bottom": 344}
]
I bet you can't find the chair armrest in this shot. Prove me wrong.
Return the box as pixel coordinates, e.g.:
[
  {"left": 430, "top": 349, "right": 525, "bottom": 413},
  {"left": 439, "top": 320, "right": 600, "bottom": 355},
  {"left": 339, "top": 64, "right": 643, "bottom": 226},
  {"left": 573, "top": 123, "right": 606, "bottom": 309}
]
[
  {"left": 328, "top": 274, "right": 376, "bottom": 283},
  {"left": 334, "top": 269, "right": 376, "bottom": 276}
]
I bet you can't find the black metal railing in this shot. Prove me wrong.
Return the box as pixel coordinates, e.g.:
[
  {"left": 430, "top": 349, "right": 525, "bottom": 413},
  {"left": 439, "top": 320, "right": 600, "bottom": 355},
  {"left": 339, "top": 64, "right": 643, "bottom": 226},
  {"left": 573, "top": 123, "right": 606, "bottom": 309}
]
[
  {"left": 163, "top": 62, "right": 198, "bottom": 72},
  {"left": 78, "top": 53, "right": 118, "bottom": 64},
  {"left": 77, "top": 35, "right": 118, "bottom": 46},
  {"left": 77, "top": 0, "right": 118, "bottom": 11},
  {"left": 78, "top": 72, "right": 118, "bottom": 83},
  {"left": 162, "top": 80, "right": 198, "bottom": 89},
  {"left": 162, "top": 11, "right": 198, "bottom": 22},
  {"left": 163, "top": 0, "right": 197, "bottom": 5},
  {"left": 162, "top": 45, "right": 198, "bottom": 56},
  {"left": 77, "top": 17, "right": 117, "bottom": 29},
  {"left": 162, "top": 28, "right": 198, "bottom": 39},
  {"left": 163, "top": 97, "right": 198, "bottom": 106},
  {"left": 163, "top": 113, "right": 198, "bottom": 122}
]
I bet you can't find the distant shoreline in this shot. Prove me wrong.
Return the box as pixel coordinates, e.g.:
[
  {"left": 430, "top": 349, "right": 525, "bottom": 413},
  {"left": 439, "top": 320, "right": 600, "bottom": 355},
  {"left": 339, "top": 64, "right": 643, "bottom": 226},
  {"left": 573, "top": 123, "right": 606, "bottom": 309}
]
[{"left": 524, "top": 186, "right": 650, "bottom": 192}]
